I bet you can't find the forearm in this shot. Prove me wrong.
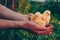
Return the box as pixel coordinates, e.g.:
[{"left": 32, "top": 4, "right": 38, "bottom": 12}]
[
  {"left": 0, "top": 19, "right": 26, "bottom": 29},
  {"left": 0, "top": 4, "right": 26, "bottom": 21}
]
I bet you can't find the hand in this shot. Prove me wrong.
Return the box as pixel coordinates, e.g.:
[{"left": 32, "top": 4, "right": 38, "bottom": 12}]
[{"left": 24, "top": 21, "right": 53, "bottom": 35}]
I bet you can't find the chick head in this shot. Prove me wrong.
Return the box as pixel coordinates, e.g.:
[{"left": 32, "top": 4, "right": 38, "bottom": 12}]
[
  {"left": 35, "top": 12, "right": 42, "bottom": 17},
  {"left": 43, "top": 10, "right": 51, "bottom": 16}
]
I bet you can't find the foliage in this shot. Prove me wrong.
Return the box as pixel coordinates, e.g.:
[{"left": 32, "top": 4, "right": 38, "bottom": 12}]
[
  {"left": 16, "top": 0, "right": 31, "bottom": 14},
  {"left": 0, "top": 0, "right": 60, "bottom": 40}
]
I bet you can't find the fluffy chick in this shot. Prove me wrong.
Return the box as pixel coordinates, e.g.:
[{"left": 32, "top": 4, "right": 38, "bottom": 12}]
[
  {"left": 35, "top": 12, "right": 42, "bottom": 18},
  {"left": 35, "top": 12, "right": 46, "bottom": 27},
  {"left": 42, "top": 10, "right": 51, "bottom": 25},
  {"left": 29, "top": 13, "right": 36, "bottom": 22}
]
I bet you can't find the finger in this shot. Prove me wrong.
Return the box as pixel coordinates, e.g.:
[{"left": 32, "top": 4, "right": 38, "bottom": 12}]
[
  {"left": 50, "top": 29, "right": 53, "bottom": 32},
  {"left": 49, "top": 31, "right": 52, "bottom": 34},
  {"left": 45, "top": 29, "right": 53, "bottom": 35},
  {"left": 28, "top": 24, "right": 47, "bottom": 31},
  {"left": 47, "top": 27, "right": 53, "bottom": 30},
  {"left": 50, "top": 28, "right": 53, "bottom": 30},
  {"left": 46, "top": 27, "right": 53, "bottom": 31},
  {"left": 34, "top": 26, "right": 47, "bottom": 31},
  {"left": 46, "top": 24, "right": 54, "bottom": 29},
  {"left": 46, "top": 31, "right": 52, "bottom": 35},
  {"left": 45, "top": 26, "right": 54, "bottom": 30},
  {"left": 33, "top": 30, "right": 47, "bottom": 35}
]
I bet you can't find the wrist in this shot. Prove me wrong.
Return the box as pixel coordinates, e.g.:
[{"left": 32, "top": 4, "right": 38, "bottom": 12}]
[{"left": 15, "top": 21, "right": 28, "bottom": 29}]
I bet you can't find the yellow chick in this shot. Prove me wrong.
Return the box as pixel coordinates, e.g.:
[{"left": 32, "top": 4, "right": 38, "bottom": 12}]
[
  {"left": 34, "top": 12, "right": 46, "bottom": 27},
  {"left": 42, "top": 10, "right": 51, "bottom": 25},
  {"left": 35, "top": 12, "right": 42, "bottom": 20},
  {"left": 29, "top": 13, "right": 36, "bottom": 22},
  {"left": 35, "top": 12, "right": 42, "bottom": 17},
  {"left": 29, "top": 10, "right": 51, "bottom": 27}
]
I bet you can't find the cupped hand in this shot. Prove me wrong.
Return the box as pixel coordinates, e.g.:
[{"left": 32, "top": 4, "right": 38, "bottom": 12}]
[{"left": 25, "top": 21, "right": 53, "bottom": 35}]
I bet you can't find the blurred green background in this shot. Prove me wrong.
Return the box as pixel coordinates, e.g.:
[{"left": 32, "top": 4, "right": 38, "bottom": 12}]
[{"left": 0, "top": 0, "right": 60, "bottom": 40}]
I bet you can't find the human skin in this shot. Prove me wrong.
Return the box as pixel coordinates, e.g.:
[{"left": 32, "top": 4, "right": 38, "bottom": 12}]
[
  {"left": 0, "top": 4, "right": 29, "bottom": 21},
  {"left": 0, "top": 19, "right": 53, "bottom": 34},
  {"left": 0, "top": 4, "right": 53, "bottom": 34}
]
